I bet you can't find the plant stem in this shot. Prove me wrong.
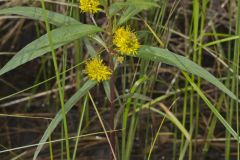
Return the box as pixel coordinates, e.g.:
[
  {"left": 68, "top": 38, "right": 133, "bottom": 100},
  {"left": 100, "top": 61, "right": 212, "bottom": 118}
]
[
  {"left": 110, "top": 58, "right": 116, "bottom": 159},
  {"left": 40, "top": 1, "right": 70, "bottom": 159},
  {"left": 105, "top": 1, "right": 116, "bottom": 159}
]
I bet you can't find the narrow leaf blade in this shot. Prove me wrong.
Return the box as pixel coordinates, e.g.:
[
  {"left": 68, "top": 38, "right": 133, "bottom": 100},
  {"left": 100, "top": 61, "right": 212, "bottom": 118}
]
[
  {"left": 136, "top": 45, "right": 237, "bottom": 100},
  {"left": 0, "top": 6, "right": 79, "bottom": 26},
  {"left": 0, "top": 24, "right": 102, "bottom": 76}
]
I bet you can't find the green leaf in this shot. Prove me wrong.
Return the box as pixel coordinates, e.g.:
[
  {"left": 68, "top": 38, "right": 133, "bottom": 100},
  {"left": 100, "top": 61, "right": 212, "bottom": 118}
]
[
  {"left": 109, "top": 0, "right": 159, "bottom": 25},
  {"left": 117, "top": 6, "right": 140, "bottom": 26},
  {"left": 0, "top": 24, "right": 102, "bottom": 76},
  {"left": 33, "top": 80, "right": 97, "bottom": 160},
  {"left": 110, "top": 1, "right": 159, "bottom": 16},
  {"left": 0, "top": 6, "right": 79, "bottom": 26},
  {"left": 135, "top": 45, "right": 238, "bottom": 101}
]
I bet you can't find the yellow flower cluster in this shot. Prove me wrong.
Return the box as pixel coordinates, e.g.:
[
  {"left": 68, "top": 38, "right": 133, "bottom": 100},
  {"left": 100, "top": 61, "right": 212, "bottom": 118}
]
[
  {"left": 85, "top": 57, "right": 112, "bottom": 82},
  {"left": 80, "top": 0, "right": 101, "bottom": 14},
  {"left": 113, "top": 27, "right": 140, "bottom": 55}
]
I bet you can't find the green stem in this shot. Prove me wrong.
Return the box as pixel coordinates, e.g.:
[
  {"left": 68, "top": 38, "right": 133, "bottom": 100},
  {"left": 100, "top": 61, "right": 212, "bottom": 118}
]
[
  {"left": 40, "top": 1, "right": 70, "bottom": 159},
  {"left": 234, "top": 1, "right": 240, "bottom": 159}
]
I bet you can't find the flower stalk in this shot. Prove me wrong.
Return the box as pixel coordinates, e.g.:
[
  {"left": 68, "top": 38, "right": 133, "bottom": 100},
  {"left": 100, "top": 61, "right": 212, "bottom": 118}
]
[{"left": 106, "top": 1, "right": 116, "bottom": 159}]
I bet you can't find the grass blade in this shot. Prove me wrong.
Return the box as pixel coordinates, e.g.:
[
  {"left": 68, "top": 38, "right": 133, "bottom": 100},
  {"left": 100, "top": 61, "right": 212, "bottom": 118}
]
[
  {"left": 183, "top": 72, "right": 240, "bottom": 143},
  {"left": 33, "top": 80, "right": 96, "bottom": 160}
]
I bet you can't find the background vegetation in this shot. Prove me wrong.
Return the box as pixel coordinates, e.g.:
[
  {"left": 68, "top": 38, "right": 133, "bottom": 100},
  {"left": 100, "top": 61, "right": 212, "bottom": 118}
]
[{"left": 0, "top": 0, "right": 240, "bottom": 159}]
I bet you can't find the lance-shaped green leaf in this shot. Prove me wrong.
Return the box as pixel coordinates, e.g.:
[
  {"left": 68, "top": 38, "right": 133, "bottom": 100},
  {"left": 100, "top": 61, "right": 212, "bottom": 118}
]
[
  {"left": 0, "top": 24, "right": 102, "bottom": 76},
  {"left": 33, "top": 80, "right": 97, "bottom": 160},
  {"left": 0, "top": 6, "right": 79, "bottom": 26},
  {"left": 135, "top": 45, "right": 238, "bottom": 101}
]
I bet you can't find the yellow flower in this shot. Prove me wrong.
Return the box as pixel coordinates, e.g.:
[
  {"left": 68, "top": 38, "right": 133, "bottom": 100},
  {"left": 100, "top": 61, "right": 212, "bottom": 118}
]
[
  {"left": 80, "top": 0, "right": 101, "bottom": 14},
  {"left": 116, "top": 56, "right": 124, "bottom": 63},
  {"left": 85, "top": 57, "right": 112, "bottom": 82},
  {"left": 113, "top": 27, "right": 140, "bottom": 55}
]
